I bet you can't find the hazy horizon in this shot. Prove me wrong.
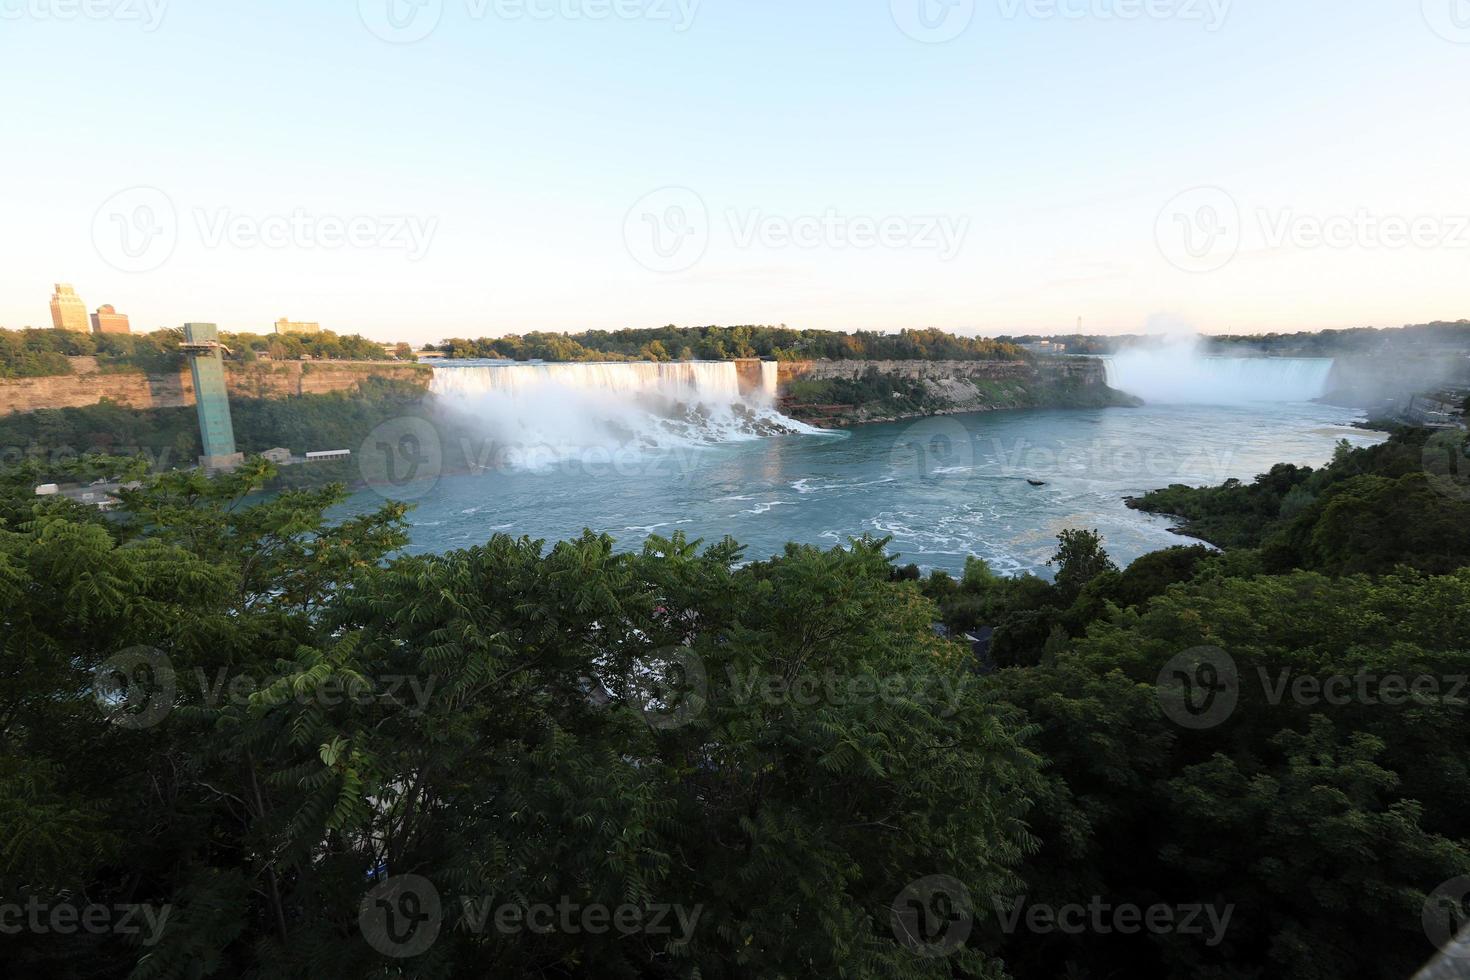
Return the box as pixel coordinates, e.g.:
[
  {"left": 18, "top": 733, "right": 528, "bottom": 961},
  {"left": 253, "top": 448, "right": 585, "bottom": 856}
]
[
  {"left": 5, "top": 1, "right": 1468, "bottom": 344},
  {"left": 7, "top": 313, "right": 1465, "bottom": 349}
]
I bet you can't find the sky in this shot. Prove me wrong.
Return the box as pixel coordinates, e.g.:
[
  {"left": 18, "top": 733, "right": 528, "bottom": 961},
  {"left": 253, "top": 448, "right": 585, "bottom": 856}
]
[{"left": 2, "top": 0, "right": 1468, "bottom": 345}]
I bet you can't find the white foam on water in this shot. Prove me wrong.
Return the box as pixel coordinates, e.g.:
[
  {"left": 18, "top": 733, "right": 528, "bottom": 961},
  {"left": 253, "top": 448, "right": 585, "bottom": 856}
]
[
  {"left": 432, "top": 360, "right": 823, "bottom": 468},
  {"left": 739, "top": 501, "right": 795, "bottom": 516}
]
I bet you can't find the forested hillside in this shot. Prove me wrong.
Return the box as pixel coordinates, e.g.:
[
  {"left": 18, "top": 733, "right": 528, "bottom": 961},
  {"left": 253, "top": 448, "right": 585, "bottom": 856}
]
[{"left": 1, "top": 427, "right": 1467, "bottom": 978}]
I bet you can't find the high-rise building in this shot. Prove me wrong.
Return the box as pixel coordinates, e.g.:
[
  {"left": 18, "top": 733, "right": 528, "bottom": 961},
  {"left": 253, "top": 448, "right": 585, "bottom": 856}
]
[
  {"left": 275, "top": 318, "right": 322, "bottom": 335},
  {"left": 181, "top": 322, "right": 243, "bottom": 472},
  {"left": 50, "top": 284, "right": 89, "bottom": 332},
  {"left": 91, "top": 304, "right": 131, "bottom": 335}
]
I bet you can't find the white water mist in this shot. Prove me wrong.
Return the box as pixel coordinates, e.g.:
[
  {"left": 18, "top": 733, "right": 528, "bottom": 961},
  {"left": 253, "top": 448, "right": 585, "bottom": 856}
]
[
  {"left": 430, "top": 360, "right": 819, "bottom": 469},
  {"left": 1103, "top": 339, "right": 1334, "bottom": 405}
]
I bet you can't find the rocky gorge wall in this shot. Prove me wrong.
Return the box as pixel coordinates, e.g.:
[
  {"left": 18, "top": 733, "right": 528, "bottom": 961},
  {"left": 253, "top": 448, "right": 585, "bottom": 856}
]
[
  {"left": 777, "top": 357, "right": 1106, "bottom": 384},
  {"left": 774, "top": 356, "right": 1127, "bottom": 426},
  {"left": 0, "top": 354, "right": 1118, "bottom": 430},
  {"left": 0, "top": 358, "right": 432, "bottom": 416},
  {"left": 1323, "top": 354, "right": 1470, "bottom": 411}
]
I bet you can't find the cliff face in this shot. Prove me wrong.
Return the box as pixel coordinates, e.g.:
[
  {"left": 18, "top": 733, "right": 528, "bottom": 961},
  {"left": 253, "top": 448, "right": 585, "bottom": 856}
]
[
  {"left": 776, "top": 357, "right": 1130, "bottom": 427},
  {"left": 778, "top": 359, "right": 1038, "bottom": 384},
  {"left": 1323, "top": 354, "right": 1470, "bottom": 410},
  {"left": 778, "top": 357, "right": 1107, "bottom": 385},
  {"left": 0, "top": 358, "right": 433, "bottom": 416}
]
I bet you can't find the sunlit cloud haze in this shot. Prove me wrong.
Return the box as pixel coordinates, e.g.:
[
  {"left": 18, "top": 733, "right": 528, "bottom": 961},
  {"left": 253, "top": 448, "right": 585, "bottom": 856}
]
[{"left": 2, "top": 0, "right": 1467, "bottom": 344}]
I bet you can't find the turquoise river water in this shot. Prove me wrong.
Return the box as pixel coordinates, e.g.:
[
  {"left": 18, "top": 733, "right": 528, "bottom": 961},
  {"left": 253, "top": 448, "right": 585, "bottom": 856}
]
[{"left": 340, "top": 358, "right": 1383, "bottom": 577}]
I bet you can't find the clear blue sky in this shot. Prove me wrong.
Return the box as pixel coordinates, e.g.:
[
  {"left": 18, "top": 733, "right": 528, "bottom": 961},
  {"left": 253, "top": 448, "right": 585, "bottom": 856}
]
[{"left": 3, "top": 0, "right": 1467, "bottom": 344}]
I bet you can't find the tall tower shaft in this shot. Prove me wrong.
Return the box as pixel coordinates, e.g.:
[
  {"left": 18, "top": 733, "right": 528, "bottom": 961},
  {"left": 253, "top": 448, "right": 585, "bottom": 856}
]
[{"left": 181, "top": 322, "right": 243, "bottom": 471}]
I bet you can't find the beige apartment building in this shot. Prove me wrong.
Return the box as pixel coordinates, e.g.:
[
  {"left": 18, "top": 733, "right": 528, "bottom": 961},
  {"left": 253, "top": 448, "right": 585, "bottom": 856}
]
[{"left": 49, "top": 284, "right": 89, "bottom": 332}]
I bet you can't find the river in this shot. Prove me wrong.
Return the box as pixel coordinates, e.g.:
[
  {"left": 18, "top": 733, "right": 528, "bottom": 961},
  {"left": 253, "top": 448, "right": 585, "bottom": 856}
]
[{"left": 339, "top": 355, "right": 1384, "bottom": 577}]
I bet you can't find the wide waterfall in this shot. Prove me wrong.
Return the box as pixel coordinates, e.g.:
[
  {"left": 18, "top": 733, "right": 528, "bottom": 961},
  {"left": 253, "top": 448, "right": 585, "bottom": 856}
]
[
  {"left": 430, "top": 360, "right": 818, "bottom": 468},
  {"left": 1103, "top": 347, "right": 1335, "bottom": 404}
]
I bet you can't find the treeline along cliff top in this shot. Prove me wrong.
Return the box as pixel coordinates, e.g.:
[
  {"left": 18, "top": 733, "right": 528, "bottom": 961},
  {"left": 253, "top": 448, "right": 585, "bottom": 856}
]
[
  {"left": 0, "top": 327, "right": 411, "bottom": 379},
  {"left": 432, "top": 326, "right": 1030, "bottom": 362}
]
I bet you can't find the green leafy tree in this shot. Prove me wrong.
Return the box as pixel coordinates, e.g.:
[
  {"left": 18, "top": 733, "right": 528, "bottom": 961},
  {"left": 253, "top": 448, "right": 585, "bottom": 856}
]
[
  {"left": 0, "top": 458, "right": 1041, "bottom": 978},
  {"left": 989, "top": 568, "right": 1470, "bottom": 979},
  {"left": 1047, "top": 529, "right": 1118, "bottom": 603}
]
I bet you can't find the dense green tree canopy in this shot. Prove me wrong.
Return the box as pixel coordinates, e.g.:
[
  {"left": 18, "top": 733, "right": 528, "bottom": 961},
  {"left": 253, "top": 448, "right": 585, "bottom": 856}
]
[
  {"left": 435, "top": 326, "right": 1027, "bottom": 363},
  {"left": 0, "top": 328, "right": 407, "bottom": 380},
  {"left": 2, "top": 424, "right": 1468, "bottom": 979},
  {"left": 0, "top": 462, "right": 1038, "bottom": 979}
]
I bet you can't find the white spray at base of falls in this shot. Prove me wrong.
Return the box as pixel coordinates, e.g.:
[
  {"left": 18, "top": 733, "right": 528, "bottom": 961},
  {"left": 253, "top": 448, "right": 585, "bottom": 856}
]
[
  {"left": 1103, "top": 341, "right": 1334, "bottom": 405},
  {"left": 431, "top": 360, "right": 824, "bottom": 469}
]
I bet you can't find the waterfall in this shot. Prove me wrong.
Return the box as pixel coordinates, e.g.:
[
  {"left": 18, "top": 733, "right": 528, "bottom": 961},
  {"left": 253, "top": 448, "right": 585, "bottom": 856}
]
[
  {"left": 430, "top": 360, "right": 816, "bottom": 468},
  {"left": 1103, "top": 349, "right": 1335, "bottom": 405},
  {"left": 761, "top": 360, "right": 780, "bottom": 402}
]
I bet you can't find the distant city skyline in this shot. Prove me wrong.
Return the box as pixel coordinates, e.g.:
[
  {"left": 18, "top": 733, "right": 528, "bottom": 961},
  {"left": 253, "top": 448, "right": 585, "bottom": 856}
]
[
  {"left": 4, "top": 3, "right": 1467, "bottom": 342},
  {"left": 11, "top": 280, "right": 1465, "bottom": 347}
]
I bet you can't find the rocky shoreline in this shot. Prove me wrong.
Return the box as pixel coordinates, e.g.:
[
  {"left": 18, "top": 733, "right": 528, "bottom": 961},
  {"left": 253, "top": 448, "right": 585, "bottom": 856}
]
[{"left": 778, "top": 363, "right": 1140, "bottom": 429}]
